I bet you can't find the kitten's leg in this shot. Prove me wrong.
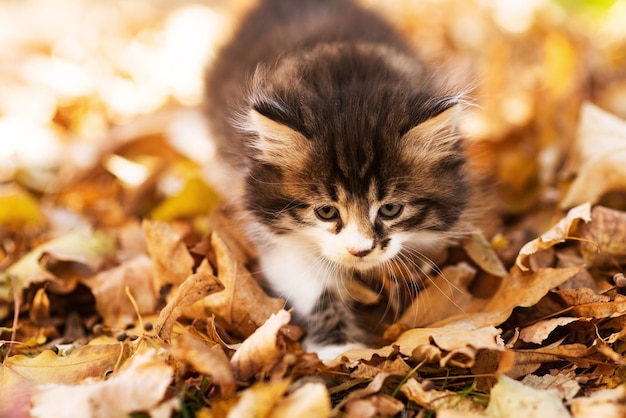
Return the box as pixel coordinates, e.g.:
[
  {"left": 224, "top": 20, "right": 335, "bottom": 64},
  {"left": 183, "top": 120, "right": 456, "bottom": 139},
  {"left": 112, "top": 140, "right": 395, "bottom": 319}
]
[
  {"left": 302, "top": 288, "right": 368, "bottom": 361},
  {"left": 257, "top": 238, "right": 368, "bottom": 360}
]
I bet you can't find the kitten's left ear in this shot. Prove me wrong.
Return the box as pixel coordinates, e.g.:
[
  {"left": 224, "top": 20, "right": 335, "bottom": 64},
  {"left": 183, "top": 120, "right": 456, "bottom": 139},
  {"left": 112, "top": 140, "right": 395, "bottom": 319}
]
[
  {"left": 246, "top": 108, "right": 312, "bottom": 165},
  {"left": 401, "top": 97, "right": 462, "bottom": 159}
]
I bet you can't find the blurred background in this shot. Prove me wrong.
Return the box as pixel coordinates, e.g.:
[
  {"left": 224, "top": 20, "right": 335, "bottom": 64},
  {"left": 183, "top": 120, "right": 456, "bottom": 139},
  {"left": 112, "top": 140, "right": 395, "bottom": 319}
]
[{"left": 0, "top": 0, "right": 625, "bottom": 229}]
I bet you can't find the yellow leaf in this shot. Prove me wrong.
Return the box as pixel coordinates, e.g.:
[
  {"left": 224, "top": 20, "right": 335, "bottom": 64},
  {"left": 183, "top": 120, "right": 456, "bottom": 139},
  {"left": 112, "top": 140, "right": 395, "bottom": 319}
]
[
  {"left": 516, "top": 203, "right": 591, "bottom": 271},
  {"left": 0, "top": 184, "right": 42, "bottom": 226},
  {"left": 0, "top": 228, "right": 117, "bottom": 317},
  {"left": 30, "top": 349, "right": 176, "bottom": 418},
  {"left": 151, "top": 177, "right": 220, "bottom": 221},
  {"left": 2, "top": 343, "right": 128, "bottom": 384},
  {"left": 485, "top": 375, "right": 570, "bottom": 418},
  {"left": 230, "top": 310, "right": 291, "bottom": 381}
]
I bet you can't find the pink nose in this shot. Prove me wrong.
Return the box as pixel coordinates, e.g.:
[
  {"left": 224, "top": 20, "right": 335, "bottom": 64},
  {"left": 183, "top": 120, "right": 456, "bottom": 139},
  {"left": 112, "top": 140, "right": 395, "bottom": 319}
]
[{"left": 348, "top": 248, "right": 372, "bottom": 258}]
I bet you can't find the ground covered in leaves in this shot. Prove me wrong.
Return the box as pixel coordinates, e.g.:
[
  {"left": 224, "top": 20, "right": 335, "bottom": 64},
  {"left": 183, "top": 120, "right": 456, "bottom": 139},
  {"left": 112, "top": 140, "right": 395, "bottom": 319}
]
[{"left": 2, "top": 0, "right": 626, "bottom": 417}]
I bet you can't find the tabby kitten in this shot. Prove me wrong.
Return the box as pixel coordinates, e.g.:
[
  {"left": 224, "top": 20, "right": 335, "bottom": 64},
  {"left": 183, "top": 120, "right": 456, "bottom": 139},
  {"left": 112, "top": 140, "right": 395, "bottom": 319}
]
[{"left": 205, "top": 0, "right": 476, "bottom": 360}]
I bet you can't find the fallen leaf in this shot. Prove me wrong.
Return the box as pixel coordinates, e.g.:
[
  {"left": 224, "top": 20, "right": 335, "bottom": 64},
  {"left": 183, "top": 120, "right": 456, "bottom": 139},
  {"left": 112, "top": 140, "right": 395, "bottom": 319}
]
[
  {"left": 570, "top": 384, "right": 626, "bottom": 418},
  {"left": 230, "top": 309, "right": 290, "bottom": 381},
  {"left": 463, "top": 232, "right": 508, "bottom": 277},
  {"left": 30, "top": 349, "right": 176, "bottom": 418},
  {"left": 520, "top": 369, "right": 581, "bottom": 401},
  {"left": 155, "top": 259, "right": 224, "bottom": 341},
  {"left": 151, "top": 176, "right": 220, "bottom": 221},
  {"left": 400, "top": 378, "right": 482, "bottom": 413},
  {"left": 184, "top": 231, "right": 285, "bottom": 337},
  {"left": 270, "top": 382, "right": 331, "bottom": 418},
  {"left": 0, "top": 227, "right": 116, "bottom": 312},
  {"left": 516, "top": 203, "right": 591, "bottom": 271},
  {"left": 0, "top": 341, "right": 129, "bottom": 417},
  {"left": 170, "top": 332, "right": 236, "bottom": 396},
  {"left": 142, "top": 219, "right": 194, "bottom": 289},
  {"left": 561, "top": 103, "right": 626, "bottom": 209},
  {"left": 578, "top": 205, "right": 626, "bottom": 268},
  {"left": 518, "top": 317, "right": 582, "bottom": 344},
  {"left": 0, "top": 184, "right": 42, "bottom": 226},
  {"left": 344, "top": 394, "right": 404, "bottom": 418},
  {"left": 82, "top": 254, "right": 157, "bottom": 329},
  {"left": 484, "top": 375, "right": 570, "bottom": 418},
  {"left": 399, "top": 262, "right": 478, "bottom": 328},
  {"left": 227, "top": 379, "right": 291, "bottom": 418}
]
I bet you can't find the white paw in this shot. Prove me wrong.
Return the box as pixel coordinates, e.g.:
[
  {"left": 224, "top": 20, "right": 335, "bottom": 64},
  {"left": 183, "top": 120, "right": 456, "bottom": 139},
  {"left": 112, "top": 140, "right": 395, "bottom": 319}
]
[{"left": 307, "top": 342, "right": 367, "bottom": 362}]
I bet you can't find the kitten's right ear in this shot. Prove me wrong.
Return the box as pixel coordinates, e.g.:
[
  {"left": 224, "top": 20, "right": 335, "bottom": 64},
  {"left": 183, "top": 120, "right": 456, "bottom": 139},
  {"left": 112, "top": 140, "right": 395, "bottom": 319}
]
[
  {"left": 401, "top": 98, "right": 462, "bottom": 161},
  {"left": 246, "top": 108, "right": 312, "bottom": 165}
]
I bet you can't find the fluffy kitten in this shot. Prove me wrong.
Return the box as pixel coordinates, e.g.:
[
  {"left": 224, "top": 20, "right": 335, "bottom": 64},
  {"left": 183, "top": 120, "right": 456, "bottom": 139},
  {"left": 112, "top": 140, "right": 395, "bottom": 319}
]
[{"left": 205, "top": 0, "right": 477, "bottom": 360}]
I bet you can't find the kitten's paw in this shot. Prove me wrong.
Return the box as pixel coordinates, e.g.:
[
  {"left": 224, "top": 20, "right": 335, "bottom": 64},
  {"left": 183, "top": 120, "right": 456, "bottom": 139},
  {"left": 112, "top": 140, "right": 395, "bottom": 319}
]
[{"left": 308, "top": 342, "right": 367, "bottom": 362}]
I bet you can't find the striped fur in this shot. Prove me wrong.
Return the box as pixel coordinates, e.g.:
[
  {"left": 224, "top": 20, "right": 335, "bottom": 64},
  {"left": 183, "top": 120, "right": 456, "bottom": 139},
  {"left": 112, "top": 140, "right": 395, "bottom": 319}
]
[{"left": 205, "top": 0, "right": 477, "bottom": 359}]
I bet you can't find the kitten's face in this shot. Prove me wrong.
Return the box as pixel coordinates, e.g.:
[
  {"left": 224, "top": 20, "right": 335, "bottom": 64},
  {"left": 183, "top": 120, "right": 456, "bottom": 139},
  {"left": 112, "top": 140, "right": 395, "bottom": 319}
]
[
  {"left": 242, "top": 43, "right": 470, "bottom": 273},
  {"left": 243, "top": 105, "right": 470, "bottom": 273}
]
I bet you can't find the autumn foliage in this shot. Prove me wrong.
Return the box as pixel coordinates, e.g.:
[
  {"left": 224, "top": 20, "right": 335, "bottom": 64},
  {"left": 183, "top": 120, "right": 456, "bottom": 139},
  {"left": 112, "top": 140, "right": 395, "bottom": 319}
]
[{"left": 2, "top": 0, "right": 626, "bottom": 417}]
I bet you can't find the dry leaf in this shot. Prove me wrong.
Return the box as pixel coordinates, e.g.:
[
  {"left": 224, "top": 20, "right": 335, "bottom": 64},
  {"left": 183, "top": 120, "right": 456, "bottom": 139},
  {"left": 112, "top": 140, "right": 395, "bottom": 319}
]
[
  {"left": 30, "top": 349, "right": 176, "bottom": 418},
  {"left": 578, "top": 205, "right": 626, "bottom": 268},
  {"left": 170, "top": 332, "right": 236, "bottom": 396},
  {"left": 0, "top": 227, "right": 116, "bottom": 310},
  {"left": 151, "top": 177, "right": 220, "bottom": 221},
  {"left": 184, "top": 232, "right": 285, "bottom": 337},
  {"left": 400, "top": 378, "right": 482, "bottom": 413},
  {"left": 561, "top": 103, "right": 626, "bottom": 209},
  {"left": 463, "top": 232, "right": 508, "bottom": 277},
  {"left": 570, "top": 385, "right": 626, "bottom": 418},
  {"left": 516, "top": 203, "right": 591, "bottom": 271},
  {"left": 230, "top": 309, "right": 290, "bottom": 381},
  {"left": 521, "top": 370, "right": 580, "bottom": 401},
  {"left": 270, "top": 382, "right": 331, "bottom": 418},
  {"left": 142, "top": 219, "right": 194, "bottom": 289},
  {"left": 0, "top": 184, "right": 42, "bottom": 226},
  {"left": 484, "top": 375, "right": 570, "bottom": 418},
  {"left": 82, "top": 254, "right": 157, "bottom": 329},
  {"left": 399, "top": 262, "right": 478, "bottom": 328},
  {"left": 155, "top": 259, "right": 224, "bottom": 341},
  {"left": 227, "top": 379, "right": 290, "bottom": 418},
  {"left": 518, "top": 317, "right": 582, "bottom": 344},
  {"left": 0, "top": 342, "right": 129, "bottom": 417}
]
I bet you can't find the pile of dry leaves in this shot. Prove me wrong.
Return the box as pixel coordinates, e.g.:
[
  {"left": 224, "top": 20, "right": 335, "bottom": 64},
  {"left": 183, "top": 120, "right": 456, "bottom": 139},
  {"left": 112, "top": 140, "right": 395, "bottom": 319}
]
[{"left": 2, "top": 0, "right": 626, "bottom": 417}]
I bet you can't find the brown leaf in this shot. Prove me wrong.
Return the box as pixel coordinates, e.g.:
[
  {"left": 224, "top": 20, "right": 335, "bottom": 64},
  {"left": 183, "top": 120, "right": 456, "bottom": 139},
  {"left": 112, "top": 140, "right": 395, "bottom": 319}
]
[
  {"left": 570, "top": 385, "right": 626, "bottom": 418},
  {"left": 230, "top": 309, "right": 291, "bottom": 381},
  {"left": 83, "top": 254, "right": 157, "bottom": 329},
  {"left": 578, "top": 205, "right": 626, "bottom": 268},
  {"left": 142, "top": 219, "right": 194, "bottom": 289},
  {"left": 228, "top": 379, "right": 291, "bottom": 418},
  {"left": 463, "top": 232, "right": 508, "bottom": 277},
  {"left": 555, "top": 288, "right": 626, "bottom": 318},
  {"left": 184, "top": 231, "right": 285, "bottom": 337},
  {"left": 399, "top": 262, "right": 477, "bottom": 328},
  {"left": 518, "top": 317, "right": 582, "bottom": 344},
  {"left": 170, "top": 332, "right": 236, "bottom": 396},
  {"left": 30, "top": 349, "right": 176, "bottom": 418},
  {"left": 520, "top": 369, "right": 581, "bottom": 401},
  {"left": 400, "top": 378, "right": 482, "bottom": 413},
  {"left": 271, "top": 382, "right": 332, "bottom": 418},
  {"left": 516, "top": 203, "right": 591, "bottom": 271},
  {"left": 484, "top": 375, "right": 570, "bottom": 418},
  {"left": 155, "top": 259, "right": 224, "bottom": 342},
  {"left": 561, "top": 103, "right": 626, "bottom": 209}
]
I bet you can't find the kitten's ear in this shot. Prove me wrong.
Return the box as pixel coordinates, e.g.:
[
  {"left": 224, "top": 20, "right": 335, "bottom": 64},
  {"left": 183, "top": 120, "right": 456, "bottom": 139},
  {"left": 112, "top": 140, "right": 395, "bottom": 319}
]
[
  {"left": 247, "top": 109, "right": 311, "bottom": 165},
  {"left": 401, "top": 99, "right": 462, "bottom": 160}
]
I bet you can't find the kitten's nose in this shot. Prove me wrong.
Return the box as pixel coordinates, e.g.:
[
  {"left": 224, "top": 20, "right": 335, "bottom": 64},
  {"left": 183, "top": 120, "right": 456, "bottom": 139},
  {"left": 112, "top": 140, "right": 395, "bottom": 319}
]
[{"left": 348, "top": 248, "right": 372, "bottom": 258}]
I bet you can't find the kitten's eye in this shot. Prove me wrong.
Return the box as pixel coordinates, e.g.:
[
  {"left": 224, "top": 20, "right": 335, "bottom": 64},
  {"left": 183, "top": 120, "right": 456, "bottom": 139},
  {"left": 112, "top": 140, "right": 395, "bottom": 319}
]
[
  {"left": 315, "top": 205, "right": 340, "bottom": 221},
  {"left": 378, "top": 203, "right": 403, "bottom": 219}
]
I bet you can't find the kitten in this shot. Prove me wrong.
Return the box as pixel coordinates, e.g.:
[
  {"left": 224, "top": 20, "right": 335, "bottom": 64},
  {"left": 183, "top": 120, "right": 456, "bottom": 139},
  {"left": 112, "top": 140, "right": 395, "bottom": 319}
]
[{"left": 205, "top": 0, "right": 477, "bottom": 360}]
